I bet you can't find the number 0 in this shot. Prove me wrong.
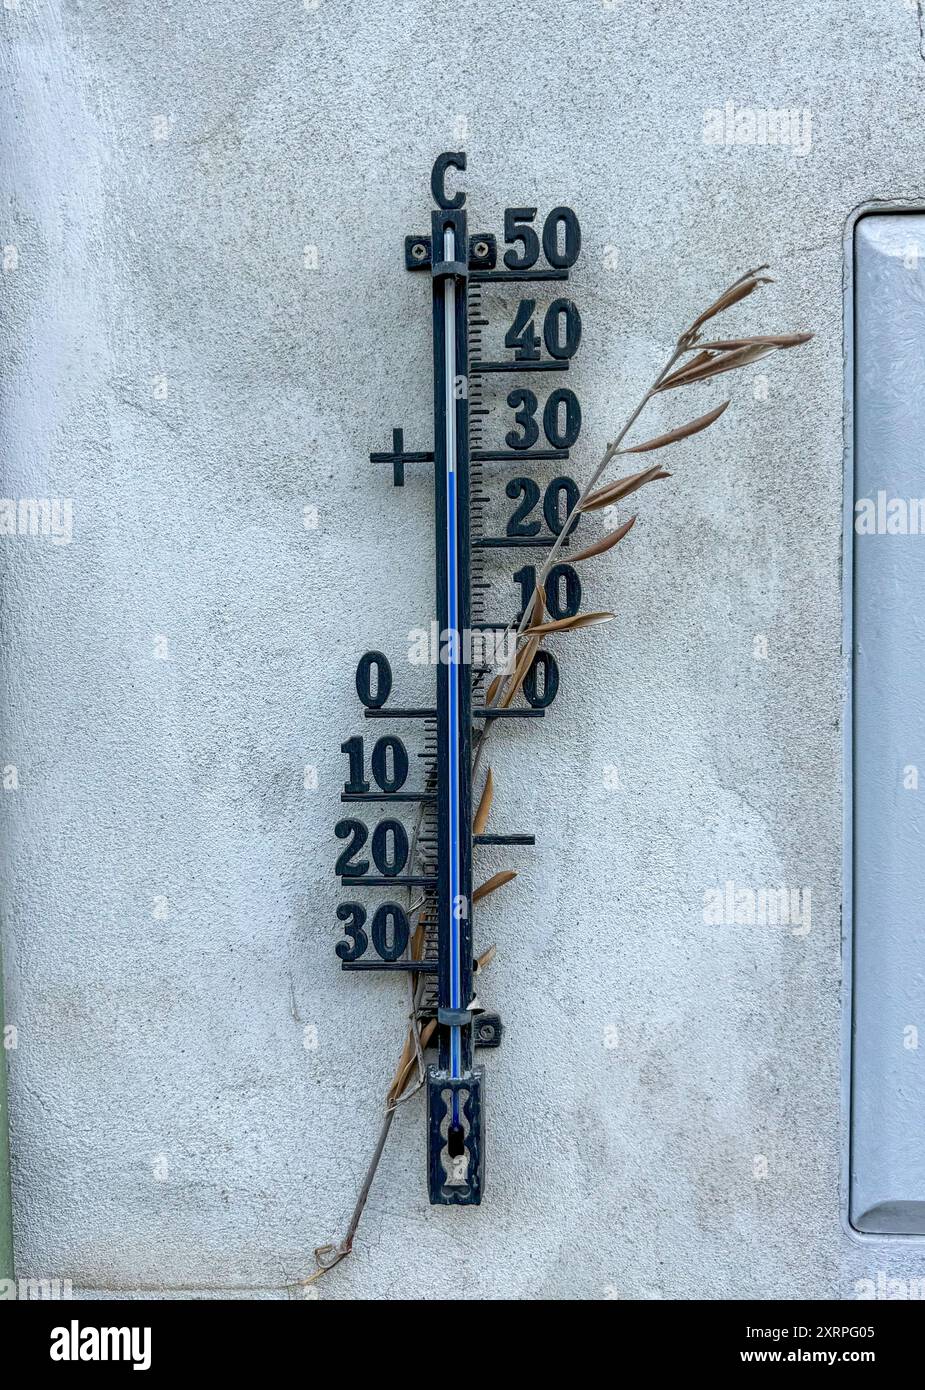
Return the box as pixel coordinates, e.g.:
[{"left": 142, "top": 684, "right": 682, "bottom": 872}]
[
  {"left": 543, "top": 389, "right": 581, "bottom": 448},
  {"left": 542, "top": 207, "right": 581, "bottom": 269}
]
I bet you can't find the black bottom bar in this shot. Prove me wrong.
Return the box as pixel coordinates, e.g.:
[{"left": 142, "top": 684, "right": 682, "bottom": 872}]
[
  {"left": 474, "top": 535, "right": 563, "bottom": 549},
  {"left": 341, "top": 875, "right": 437, "bottom": 887},
  {"left": 12, "top": 1300, "right": 921, "bottom": 1370},
  {"left": 363, "top": 707, "right": 544, "bottom": 720},
  {"left": 341, "top": 959, "right": 439, "bottom": 972},
  {"left": 473, "top": 448, "right": 568, "bottom": 461},
  {"left": 470, "top": 359, "right": 568, "bottom": 373},
  {"left": 478, "top": 708, "right": 545, "bottom": 719},
  {"left": 471, "top": 269, "right": 568, "bottom": 282},
  {"left": 474, "top": 832, "right": 535, "bottom": 845},
  {"left": 340, "top": 792, "right": 436, "bottom": 802}
]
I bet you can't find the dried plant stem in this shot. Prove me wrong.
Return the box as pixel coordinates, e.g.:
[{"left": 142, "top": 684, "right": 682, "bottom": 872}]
[
  {"left": 301, "top": 1108, "right": 397, "bottom": 1284},
  {"left": 306, "top": 263, "right": 812, "bottom": 1285},
  {"left": 303, "top": 1004, "right": 434, "bottom": 1285},
  {"left": 472, "top": 340, "right": 685, "bottom": 778},
  {"left": 303, "top": 778, "right": 437, "bottom": 1285}
]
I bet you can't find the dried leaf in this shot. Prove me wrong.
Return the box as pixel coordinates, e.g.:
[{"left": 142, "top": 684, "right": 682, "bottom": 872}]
[
  {"left": 473, "top": 870, "right": 517, "bottom": 904},
  {"left": 688, "top": 270, "right": 773, "bottom": 332},
  {"left": 391, "top": 1031, "right": 413, "bottom": 1086},
  {"left": 387, "top": 1019, "right": 437, "bottom": 1104},
  {"left": 623, "top": 399, "right": 730, "bottom": 454},
  {"left": 524, "top": 610, "right": 615, "bottom": 636},
  {"left": 656, "top": 343, "right": 776, "bottom": 392},
  {"left": 580, "top": 464, "right": 671, "bottom": 512},
  {"left": 410, "top": 899, "right": 436, "bottom": 960},
  {"left": 500, "top": 634, "right": 540, "bottom": 708},
  {"left": 487, "top": 587, "right": 545, "bottom": 710},
  {"left": 476, "top": 943, "right": 496, "bottom": 971},
  {"left": 496, "top": 585, "right": 545, "bottom": 709},
  {"left": 569, "top": 514, "right": 637, "bottom": 563},
  {"left": 672, "top": 348, "right": 712, "bottom": 377},
  {"left": 473, "top": 768, "right": 494, "bottom": 835},
  {"left": 726, "top": 262, "right": 771, "bottom": 288},
  {"left": 692, "top": 332, "right": 813, "bottom": 352},
  {"left": 410, "top": 914, "right": 428, "bottom": 959}
]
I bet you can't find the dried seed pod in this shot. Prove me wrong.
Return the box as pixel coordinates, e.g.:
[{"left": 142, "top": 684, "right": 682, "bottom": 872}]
[
  {"left": 623, "top": 400, "right": 730, "bottom": 453},
  {"left": 473, "top": 768, "right": 494, "bottom": 835},
  {"left": 473, "top": 870, "right": 517, "bottom": 903},
  {"left": 657, "top": 343, "right": 777, "bottom": 391},
  {"left": 692, "top": 332, "right": 813, "bottom": 352},
  {"left": 500, "top": 634, "right": 541, "bottom": 708},
  {"left": 476, "top": 944, "right": 497, "bottom": 971},
  {"left": 687, "top": 268, "right": 774, "bottom": 333},
  {"left": 569, "top": 515, "right": 637, "bottom": 563},
  {"left": 524, "top": 610, "right": 615, "bottom": 636},
  {"left": 581, "top": 464, "right": 671, "bottom": 512}
]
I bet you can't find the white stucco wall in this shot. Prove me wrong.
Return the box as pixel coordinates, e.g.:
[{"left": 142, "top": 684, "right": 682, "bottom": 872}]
[{"left": 2, "top": 0, "right": 924, "bottom": 1299}]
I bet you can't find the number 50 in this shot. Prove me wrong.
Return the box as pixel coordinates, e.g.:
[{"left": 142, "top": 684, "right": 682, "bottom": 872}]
[{"left": 503, "top": 207, "right": 581, "bottom": 270}]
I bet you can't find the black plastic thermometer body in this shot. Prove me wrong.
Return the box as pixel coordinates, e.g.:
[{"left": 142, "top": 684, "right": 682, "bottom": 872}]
[{"left": 336, "top": 153, "right": 582, "bottom": 1204}]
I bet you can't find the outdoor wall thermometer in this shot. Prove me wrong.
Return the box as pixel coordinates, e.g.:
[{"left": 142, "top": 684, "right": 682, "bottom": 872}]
[
  {"left": 335, "top": 152, "right": 583, "bottom": 1206},
  {"left": 313, "top": 158, "right": 810, "bottom": 1284}
]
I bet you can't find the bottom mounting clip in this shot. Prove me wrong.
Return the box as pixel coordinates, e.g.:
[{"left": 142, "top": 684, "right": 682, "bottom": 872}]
[{"left": 427, "top": 1067, "right": 483, "bottom": 1205}]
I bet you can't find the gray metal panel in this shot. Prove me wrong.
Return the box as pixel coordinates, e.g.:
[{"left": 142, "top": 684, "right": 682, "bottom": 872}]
[{"left": 851, "top": 215, "right": 925, "bottom": 1235}]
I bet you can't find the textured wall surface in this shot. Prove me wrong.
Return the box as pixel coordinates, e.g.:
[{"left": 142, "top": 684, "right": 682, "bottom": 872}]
[{"left": 2, "top": 0, "right": 924, "bottom": 1300}]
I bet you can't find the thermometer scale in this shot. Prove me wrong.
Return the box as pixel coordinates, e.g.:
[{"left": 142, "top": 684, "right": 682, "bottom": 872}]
[{"left": 335, "top": 153, "right": 583, "bottom": 1203}]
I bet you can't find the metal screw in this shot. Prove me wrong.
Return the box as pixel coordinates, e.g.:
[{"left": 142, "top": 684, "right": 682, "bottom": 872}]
[
  {"left": 473, "top": 241, "right": 489, "bottom": 259},
  {"left": 411, "top": 242, "right": 427, "bottom": 260}
]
